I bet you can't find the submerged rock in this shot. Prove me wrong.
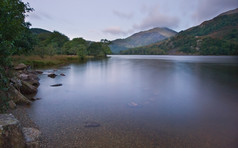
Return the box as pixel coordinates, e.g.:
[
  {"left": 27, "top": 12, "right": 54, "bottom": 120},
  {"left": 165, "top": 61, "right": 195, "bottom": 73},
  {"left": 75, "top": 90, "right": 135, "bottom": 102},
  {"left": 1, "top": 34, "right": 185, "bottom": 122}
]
[
  {"left": 22, "top": 127, "right": 41, "bottom": 148},
  {"left": 14, "top": 63, "right": 27, "bottom": 70},
  {"left": 50, "top": 84, "right": 62, "bottom": 87},
  {"left": 48, "top": 73, "right": 57, "bottom": 78},
  {"left": 128, "top": 102, "right": 142, "bottom": 108},
  {"left": 60, "top": 73, "right": 65, "bottom": 76},
  {"left": 84, "top": 122, "right": 100, "bottom": 128},
  {"left": 30, "top": 97, "right": 41, "bottom": 101},
  {"left": 0, "top": 114, "right": 25, "bottom": 148}
]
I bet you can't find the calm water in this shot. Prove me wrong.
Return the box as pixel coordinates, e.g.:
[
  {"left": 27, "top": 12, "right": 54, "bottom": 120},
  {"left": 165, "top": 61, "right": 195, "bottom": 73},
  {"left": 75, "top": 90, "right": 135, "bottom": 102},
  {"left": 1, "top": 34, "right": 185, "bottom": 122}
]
[{"left": 28, "top": 55, "right": 238, "bottom": 148}]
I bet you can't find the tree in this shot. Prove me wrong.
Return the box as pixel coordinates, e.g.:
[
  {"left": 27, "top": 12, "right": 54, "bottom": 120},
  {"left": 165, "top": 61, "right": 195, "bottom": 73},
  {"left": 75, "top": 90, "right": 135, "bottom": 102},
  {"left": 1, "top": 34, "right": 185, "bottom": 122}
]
[
  {"left": 62, "top": 38, "right": 88, "bottom": 55},
  {"left": 0, "top": 0, "right": 33, "bottom": 111},
  {"left": 77, "top": 44, "right": 87, "bottom": 60},
  {"left": 87, "top": 42, "right": 112, "bottom": 57},
  {"left": 43, "top": 31, "right": 69, "bottom": 54},
  {"left": 0, "top": 0, "right": 33, "bottom": 66},
  {"left": 14, "top": 22, "right": 37, "bottom": 54}
]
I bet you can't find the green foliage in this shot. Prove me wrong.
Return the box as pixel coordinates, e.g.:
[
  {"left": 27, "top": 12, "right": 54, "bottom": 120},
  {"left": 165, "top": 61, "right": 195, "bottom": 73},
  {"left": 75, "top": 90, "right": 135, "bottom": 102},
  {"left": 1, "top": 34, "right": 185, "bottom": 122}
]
[
  {"left": 199, "top": 37, "right": 238, "bottom": 55},
  {"left": 180, "top": 14, "right": 238, "bottom": 36},
  {"left": 120, "top": 46, "right": 165, "bottom": 55},
  {"left": 87, "top": 42, "right": 111, "bottom": 57},
  {"left": 0, "top": 0, "right": 32, "bottom": 111},
  {"left": 14, "top": 23, "right": 37, "bottom": 54},
  {"left": 33, "top": 31, "right": 69, "bottom": 56},
  {"left": 62, "top": 38, "right": 88, "bottom": 55},
  {"left": 42, "top": 31, "right": 69, "bottom": 54}
]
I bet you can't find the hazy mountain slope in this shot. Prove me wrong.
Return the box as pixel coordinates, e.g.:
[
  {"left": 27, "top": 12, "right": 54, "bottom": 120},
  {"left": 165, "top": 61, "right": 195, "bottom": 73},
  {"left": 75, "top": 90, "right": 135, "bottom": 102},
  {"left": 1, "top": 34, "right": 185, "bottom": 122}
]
[
  {"left": 121, "top": 8, "right": 238, "bottom": 55},
  {"left": 109, "top": 27, "right": 177, "bottom": 53}
]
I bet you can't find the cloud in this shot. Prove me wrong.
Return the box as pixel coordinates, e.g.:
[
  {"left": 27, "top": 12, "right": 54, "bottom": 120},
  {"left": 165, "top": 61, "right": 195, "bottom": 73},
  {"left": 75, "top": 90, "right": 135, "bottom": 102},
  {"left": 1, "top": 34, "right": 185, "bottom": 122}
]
[
  {"left": 28, "top": 13, "right": 41, "bottom": 20},
  {"left": 113, "top": 10, "right": 134, "bottom": 19},
  {"left": 134, "top": 5, "right": 180, "bottom": 30},
  {"left": 102, "top": 26, "right": 128, "bottom": 36},
  {"left": 28, "top": 11, "right": 52, "bottom": 20},
  {"left": 192, "top": 0, "right": 238, "bottom": 23}
]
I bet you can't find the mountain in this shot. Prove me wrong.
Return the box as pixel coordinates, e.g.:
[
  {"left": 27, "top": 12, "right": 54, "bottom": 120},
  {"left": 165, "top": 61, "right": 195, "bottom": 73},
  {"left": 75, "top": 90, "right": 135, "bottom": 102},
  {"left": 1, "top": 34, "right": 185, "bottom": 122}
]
[
  {"left": 31, "top": 28, "right": 51, "bottom": 35},
  {"left": 109, "top": 27, "right": 177, "bottom": 53},
  {"left": 121, "top": 8, "right": 238, "bottom": 55}
]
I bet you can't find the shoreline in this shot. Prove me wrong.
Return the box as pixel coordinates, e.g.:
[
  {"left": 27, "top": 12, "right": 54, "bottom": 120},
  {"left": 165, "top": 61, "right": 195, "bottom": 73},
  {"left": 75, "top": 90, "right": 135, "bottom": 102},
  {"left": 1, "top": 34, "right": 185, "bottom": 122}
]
[{"left": 0, "top": 55, "right": 110, "bottom": 147}]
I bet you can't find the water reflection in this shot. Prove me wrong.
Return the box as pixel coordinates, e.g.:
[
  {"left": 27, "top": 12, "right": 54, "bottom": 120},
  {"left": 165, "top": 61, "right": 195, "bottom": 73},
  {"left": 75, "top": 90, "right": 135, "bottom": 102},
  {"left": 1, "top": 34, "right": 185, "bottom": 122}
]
[{"left": 29, "top": 55, "right": 238, "bottom": 148}]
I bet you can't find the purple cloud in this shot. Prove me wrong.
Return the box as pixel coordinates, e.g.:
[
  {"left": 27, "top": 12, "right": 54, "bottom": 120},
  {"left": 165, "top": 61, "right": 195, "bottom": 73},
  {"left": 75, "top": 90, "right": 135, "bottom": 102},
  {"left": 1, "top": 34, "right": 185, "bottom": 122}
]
[
  {"left": 102, "top": 26, "right": 127, "bottom": 36},
  {"left": 113, "top": 10, "right": 134, "bottom": 19},
  {"left": 192, "top": 0, "right": 238, "bottom": 23},
  {"left": 134, "top": 5, "right": 180, "bottom": 30}
]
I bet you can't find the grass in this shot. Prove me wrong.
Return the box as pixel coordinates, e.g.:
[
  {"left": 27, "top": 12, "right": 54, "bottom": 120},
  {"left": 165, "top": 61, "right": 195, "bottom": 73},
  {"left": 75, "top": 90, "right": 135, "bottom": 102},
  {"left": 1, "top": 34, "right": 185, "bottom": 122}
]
[{"left": 12, "top": 55, "right": 94, "bottom": 68}]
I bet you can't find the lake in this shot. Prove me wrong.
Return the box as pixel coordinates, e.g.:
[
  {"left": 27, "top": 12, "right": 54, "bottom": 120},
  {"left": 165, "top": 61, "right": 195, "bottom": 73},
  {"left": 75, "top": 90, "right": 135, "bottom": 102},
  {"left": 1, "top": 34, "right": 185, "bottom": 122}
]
[{"left": 28, "top": 55, "right": 238, "bottom": 148}]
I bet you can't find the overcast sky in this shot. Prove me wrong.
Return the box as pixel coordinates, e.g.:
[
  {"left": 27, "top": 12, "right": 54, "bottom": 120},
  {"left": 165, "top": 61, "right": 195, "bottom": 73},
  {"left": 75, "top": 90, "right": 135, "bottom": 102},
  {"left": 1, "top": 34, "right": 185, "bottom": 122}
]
[{"left": 22, "top": 0, "right": 238, "bottom": 41}]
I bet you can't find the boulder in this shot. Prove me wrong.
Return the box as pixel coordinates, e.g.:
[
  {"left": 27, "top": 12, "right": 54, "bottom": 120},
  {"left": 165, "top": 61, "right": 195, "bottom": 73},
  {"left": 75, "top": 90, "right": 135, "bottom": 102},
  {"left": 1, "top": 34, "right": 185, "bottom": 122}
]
[
  {"left": 18, "top": 73, "right": 29, "bottom": 81},
  {"left": 20, "top": 81, "right": 37, "bottom": 95},
  {"left": 22, "top": 127, "right": 41, "bottom": 148},
  {"left": 8, "top": 100, "right": 16, "bottom": 109},
  {"left": 28, "top": 73, "right": 39, "bottom": 81},
  {"left": 84, "top": 121, "right": 100, "bottom": 128},
  {"left": 28, "top": 80, "right": 40, "bottom": 88},
  {"left": 48, "top": 73, "right": 57, "bottom": 78},
  {"left": 60, "top": 73, "right": 65, "bottom": 76},
  {"left": 10, "top": 77, "right": 22, "bottom": 89},
  {"left": 0, "top": 114, "right": 25, "bottom": 148},
  {"left": 35, "top": 70, "right": 43, "bottom": 74},
  {"left": 17, "top": 72, "right": 40, "bottom": 88},
  {"left": 30, "top": 97, "right": 41, "bottom": 101},
  {"left": 14, "top": 63, "right": 27, "bottom": 70},
  {"left": 50, "top": 84, "right": 62, "bottom": 87},
  {"left": 8, "top": 85, "right": 32, "bottom": 105},
  {"left": 127, "top": 102, "right": 142, "bottom": 108}
]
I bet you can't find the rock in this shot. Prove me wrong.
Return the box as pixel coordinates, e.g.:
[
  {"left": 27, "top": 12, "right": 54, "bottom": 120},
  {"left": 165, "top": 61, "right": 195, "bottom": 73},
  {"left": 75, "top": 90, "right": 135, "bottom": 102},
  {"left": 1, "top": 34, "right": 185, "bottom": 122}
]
[
  {"left": 30, "top": 97, "right": 41, "bottom": 101},
  {"left": 128, "top": 102, "right": 142, "bottom": 108},
  {"left": 8, "top": 85, "right": 32, "bottom": 105},
  {"left": 0, "top": 114, "right": 25, "bottom": 148},
  {"left": 35, "top": 70, "right": 43, "bottom": 74},
  {"left": 8, "top": 100, "right": 16, "bottom": 109},
  {"left": 60, "top": 73, "right": 65, "bottom": 76},
  {"left": 18, "top": 73, "right": 29, "bottom": 81},
  {"left": 48, "top": 73, "right": 57, "bottom": 78},
  {"left": 28, "top": 73, "right": 40, "bottom": 81},
  {"left": 20, "top": 81, "right": 37, "bottom": 95},
  {"left": 84, "top": 121, "right": 100, "bottom": 128},
  {"left": 17, "top": 72, "right": 40, "bottom": 88},
  {"left": 50, "top": 84, "right": 62, "bottom": 87},
  {"left": 22, "top": 127, "right": 41, "bottom": 148},
  {"left": 10, "top": 77, "right": 22, "bottom": 89},
  {"left": 28, "top": 80, "right": 40, "bottom": 88},
  {"left": 14, "top": 63, "right": 27, "bottom": 70}
]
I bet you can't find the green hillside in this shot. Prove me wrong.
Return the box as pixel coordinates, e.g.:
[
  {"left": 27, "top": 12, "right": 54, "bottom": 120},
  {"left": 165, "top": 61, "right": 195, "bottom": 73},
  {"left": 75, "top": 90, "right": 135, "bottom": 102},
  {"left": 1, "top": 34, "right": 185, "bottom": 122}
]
[{"left": 121, "top": 8, "right": 238, "bottom": 55}]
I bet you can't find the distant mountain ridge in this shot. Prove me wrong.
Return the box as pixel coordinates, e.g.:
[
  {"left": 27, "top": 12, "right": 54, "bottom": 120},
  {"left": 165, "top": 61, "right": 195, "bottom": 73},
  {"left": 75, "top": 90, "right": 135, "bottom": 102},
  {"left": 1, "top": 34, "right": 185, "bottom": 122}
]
[
  {"left": 121, "top": 8, "right": 238, "bottom": 55},
  {"left": 109, "top": 27, "right": 177, "bottom": 53}
]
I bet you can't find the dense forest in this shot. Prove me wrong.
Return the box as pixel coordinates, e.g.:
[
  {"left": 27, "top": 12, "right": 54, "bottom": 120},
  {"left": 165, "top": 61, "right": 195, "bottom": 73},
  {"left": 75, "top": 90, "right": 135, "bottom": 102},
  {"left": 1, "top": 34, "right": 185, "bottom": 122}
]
[{"left": 30, "top": 29, "right": 111, "bottom": 58}]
